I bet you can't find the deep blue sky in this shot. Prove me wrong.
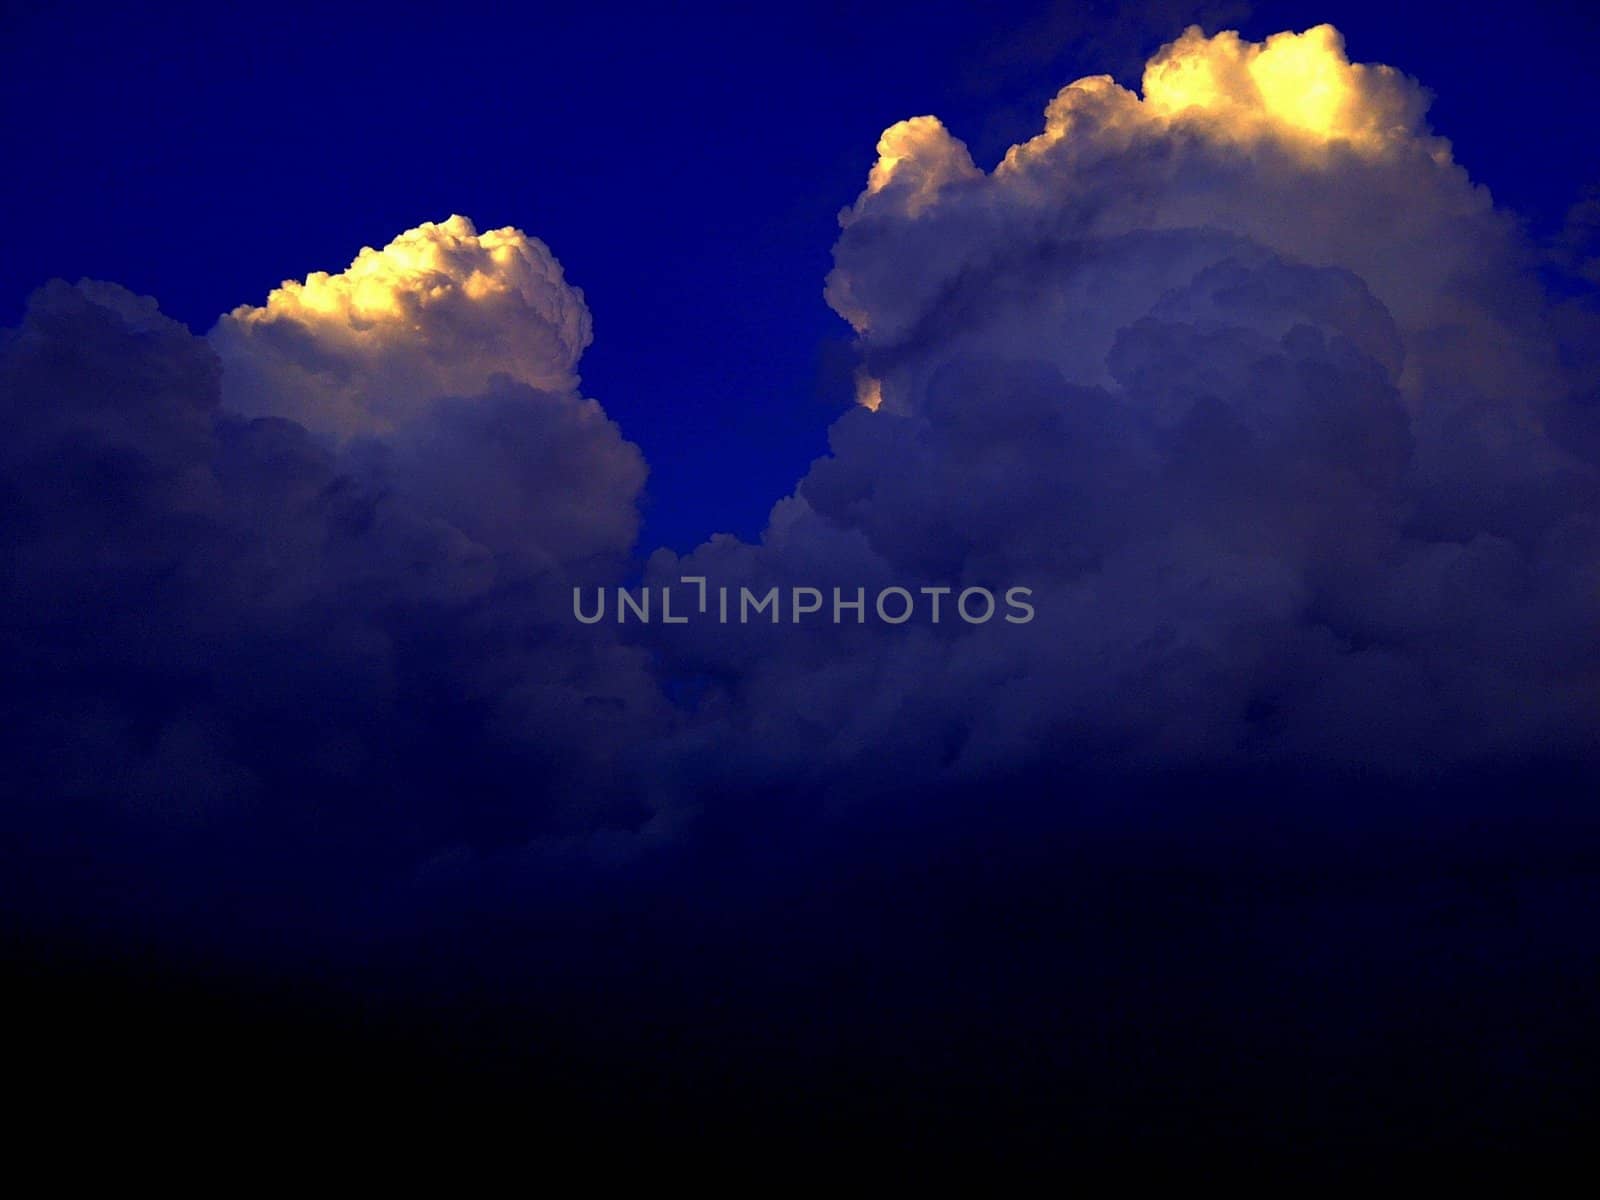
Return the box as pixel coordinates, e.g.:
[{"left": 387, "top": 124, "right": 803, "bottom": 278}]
[{"left": 3, "top": 0, "right": 1596, "bottom": 553}]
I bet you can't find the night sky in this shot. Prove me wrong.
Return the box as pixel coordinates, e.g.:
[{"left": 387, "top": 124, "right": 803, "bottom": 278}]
[{"left": 4, "top": 0, "right": 1600, "bottom": 1166}]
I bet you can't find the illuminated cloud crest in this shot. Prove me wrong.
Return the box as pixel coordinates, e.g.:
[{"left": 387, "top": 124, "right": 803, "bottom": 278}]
[
  {"left": 211, "top": 215, "right": 594, "bottom": 437},
  {"left": 211, "top": 215, "right": 644, "bottom": 570},
  {"left": 1137, "top": 24, "right": 1432, "bottom": 154},
  {"left": 828, "top": 22, "right": 1512, "bottom": 370}
]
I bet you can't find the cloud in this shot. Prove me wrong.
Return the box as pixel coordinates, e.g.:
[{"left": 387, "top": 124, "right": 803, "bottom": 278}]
[
  {"left": 3, "top": 27, "right": 1599, "bottom": 947},
  {"left": 1138, "top": 24, "right": 1431, "bottom": 154},
  {"left": 7, "top": 21, "right": 1600, "bottom": 1147},
  {"left": 830, "top": 23, "right": 1495, "bottom": 347},
  {"left": 650, "top": 24, "right": 1600, "bottom": 787},
  {"left": 210, "top": 215, "right": 594, "bottom": 438},
  {"left": 0, "top": 222, "right": 666, "bottom": 918}
]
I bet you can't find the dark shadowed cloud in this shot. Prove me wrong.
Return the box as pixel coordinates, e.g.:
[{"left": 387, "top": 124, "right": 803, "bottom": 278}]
[{"left": 0, "top": 235, "right": 668, "bottom": 934}]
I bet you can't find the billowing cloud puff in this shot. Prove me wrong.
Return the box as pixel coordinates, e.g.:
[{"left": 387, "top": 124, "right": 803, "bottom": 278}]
[
  {"left": 1137, "top": 24, "right": 1433, "bottom": 154},
  {"left": 211, "top": 215, "right": 643, "bottom": 569},
  {"left": 0, "top": 222, "right": 665, "bottom": 915},
  {"left": 830, "top": 24, "right": 1499, "bottom": 348},
  {"left": 863, "top": 116, "right": 983, "bottom": 218},
  {"left": 651, "top": 25, "right": 1600, "bottom": 788},
  {"left": 211, "top": 215, "right": 594, "bottom": 437}
]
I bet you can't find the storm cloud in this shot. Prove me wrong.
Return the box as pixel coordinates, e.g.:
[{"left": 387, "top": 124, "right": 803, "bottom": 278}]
[
  {"left": 3, "top": 25, "right": 1599, "bottom": 931},
  {"left": 0, "top": 229, "right": 665, "bottom": 927},
  {"left": 647, "top": 23, "right": 1600, "bottom": 792}
]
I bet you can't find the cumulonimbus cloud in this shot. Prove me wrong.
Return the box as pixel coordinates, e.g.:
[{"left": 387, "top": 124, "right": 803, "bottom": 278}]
[
  {"left": 0, "top": 218, "right": 665, "bottom": 903},
  {"left": 649, "top": 23, "right": 1600, "bottom": 785}
]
